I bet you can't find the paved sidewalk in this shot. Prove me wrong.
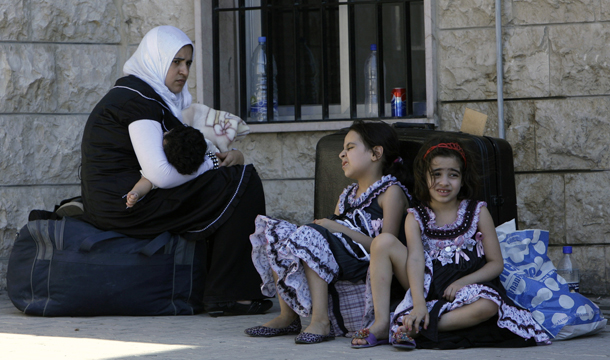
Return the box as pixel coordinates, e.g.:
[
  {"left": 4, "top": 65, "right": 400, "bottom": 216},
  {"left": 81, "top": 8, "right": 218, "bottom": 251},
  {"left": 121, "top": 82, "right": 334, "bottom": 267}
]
[{"left": 0, "top": 291, "right": 608, "bottom": 360}]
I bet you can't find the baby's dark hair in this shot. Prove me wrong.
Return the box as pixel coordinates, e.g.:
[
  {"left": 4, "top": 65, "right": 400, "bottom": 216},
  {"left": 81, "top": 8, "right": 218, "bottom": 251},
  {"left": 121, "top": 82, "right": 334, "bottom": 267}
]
[
  {"left": 347, "top": 120, "right": 410, "bottom": 186},
  {"left": 163, "top": 125, "right": 207, "bottom": 175},
  {"left": 412, "top": 135, "right": 479, "bottom": 206}
]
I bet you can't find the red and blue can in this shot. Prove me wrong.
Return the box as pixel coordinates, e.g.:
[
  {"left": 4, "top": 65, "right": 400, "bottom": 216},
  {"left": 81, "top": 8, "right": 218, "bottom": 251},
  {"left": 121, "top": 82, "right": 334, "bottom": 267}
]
[{"left": 391, "top": 88, "right": 407, "bottom": 117}]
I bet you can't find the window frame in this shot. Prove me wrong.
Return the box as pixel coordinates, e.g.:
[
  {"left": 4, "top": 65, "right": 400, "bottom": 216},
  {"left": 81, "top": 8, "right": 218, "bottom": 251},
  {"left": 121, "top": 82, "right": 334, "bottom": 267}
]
[{"left": 198, "top": 0, "right": 436, "bottom": 131}]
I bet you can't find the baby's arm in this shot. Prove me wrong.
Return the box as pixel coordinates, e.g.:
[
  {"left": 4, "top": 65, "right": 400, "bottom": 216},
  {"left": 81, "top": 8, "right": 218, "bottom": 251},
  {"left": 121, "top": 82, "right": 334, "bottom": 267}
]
[
  {"left": 126, "top": 177, "right": 154, "bottom": 208},
  {"left": 442, "top": 206, "right": 504, "bottom": 301}
]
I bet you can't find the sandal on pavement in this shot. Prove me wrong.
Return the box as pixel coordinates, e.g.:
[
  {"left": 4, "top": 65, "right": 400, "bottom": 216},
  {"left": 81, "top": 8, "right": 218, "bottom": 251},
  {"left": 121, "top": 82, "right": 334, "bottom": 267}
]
[
  {"left": 206, "top": 299, "right": 273, "bottom": 317},
  {"left": 391, "top": 331, "right": 416, "bottom": 350},
  {"left": 294, "top": 328, "right": 335, "bottom": 344},
  {"left": 351, "top": 328, "right": 389, "bottom": 349},
  {"left": 244, "top": 318, "right": 302, "bottom": 337}
]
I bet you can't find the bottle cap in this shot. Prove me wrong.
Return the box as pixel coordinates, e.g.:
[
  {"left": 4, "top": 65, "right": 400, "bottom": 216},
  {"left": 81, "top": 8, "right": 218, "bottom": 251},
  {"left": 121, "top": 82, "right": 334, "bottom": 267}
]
[
  {"left": 259, "top": 36, "right": 266, "bottom": 43},
  {"left": 370, "top": 44, "right": 377, "bottom": 51},
  {"left": 563, "top": 246, "right": 572, "bottom": 254}
]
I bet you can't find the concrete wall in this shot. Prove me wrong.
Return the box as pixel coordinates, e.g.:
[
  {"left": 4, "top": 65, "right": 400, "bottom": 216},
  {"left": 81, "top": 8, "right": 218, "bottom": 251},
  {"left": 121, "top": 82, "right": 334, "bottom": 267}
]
[{"left": 1, "top": 0, "right": 609, "bottom": 295}]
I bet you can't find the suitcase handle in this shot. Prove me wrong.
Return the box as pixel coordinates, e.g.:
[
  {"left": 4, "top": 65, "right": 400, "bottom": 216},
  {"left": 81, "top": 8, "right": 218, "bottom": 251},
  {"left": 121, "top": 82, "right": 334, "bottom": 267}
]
[{"left": 79, "top": 231, "right": 172, "bottom": 257}]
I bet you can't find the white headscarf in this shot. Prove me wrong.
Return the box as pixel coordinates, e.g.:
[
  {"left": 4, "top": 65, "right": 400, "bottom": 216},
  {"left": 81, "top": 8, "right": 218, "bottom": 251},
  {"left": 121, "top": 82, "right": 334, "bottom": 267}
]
[{"left": 123, "top": 26, "right": 193, "bottom": 121}]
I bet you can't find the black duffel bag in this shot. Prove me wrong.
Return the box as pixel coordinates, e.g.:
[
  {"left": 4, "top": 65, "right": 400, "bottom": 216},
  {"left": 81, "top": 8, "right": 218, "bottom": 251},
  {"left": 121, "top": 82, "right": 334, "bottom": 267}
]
[{"left": 7, "top": 216, "right": 205, "bottom": 316}]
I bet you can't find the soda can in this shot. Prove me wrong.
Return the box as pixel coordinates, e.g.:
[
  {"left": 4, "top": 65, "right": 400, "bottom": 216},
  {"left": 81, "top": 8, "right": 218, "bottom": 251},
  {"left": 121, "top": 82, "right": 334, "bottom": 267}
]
[{"left": 391, "top": 88, "right": 407, "bottom": 117}]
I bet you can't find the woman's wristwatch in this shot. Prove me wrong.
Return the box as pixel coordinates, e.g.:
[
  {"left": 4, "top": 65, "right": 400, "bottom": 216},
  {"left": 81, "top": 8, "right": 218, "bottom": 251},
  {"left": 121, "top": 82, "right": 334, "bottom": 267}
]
[{"left": 206, "top": 152, "right": 220, "bottom": 169}]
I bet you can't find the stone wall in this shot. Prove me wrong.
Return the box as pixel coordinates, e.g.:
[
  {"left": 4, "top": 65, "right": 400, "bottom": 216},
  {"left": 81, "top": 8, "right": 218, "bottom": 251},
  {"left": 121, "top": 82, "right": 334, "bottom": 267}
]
[{"left": 436, "top": 0, "right": 610, "bottom": 294}]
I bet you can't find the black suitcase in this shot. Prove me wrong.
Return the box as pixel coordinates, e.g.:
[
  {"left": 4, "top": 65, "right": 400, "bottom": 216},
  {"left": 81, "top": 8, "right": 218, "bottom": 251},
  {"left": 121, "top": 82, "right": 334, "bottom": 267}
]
[{"left": 314, "top": 124, "right": 518, "bottom": 227}]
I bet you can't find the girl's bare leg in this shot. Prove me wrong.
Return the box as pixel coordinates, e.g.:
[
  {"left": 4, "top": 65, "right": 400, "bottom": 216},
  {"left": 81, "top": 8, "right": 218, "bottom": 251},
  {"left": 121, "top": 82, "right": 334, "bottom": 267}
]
[
  {"left": 261, "top": 270, "right": 299, "bottom": 328},
  {"left": 353, "top": 234, "right": 409, "bottom": 345},
  {"left": 396, "top": 298, "right": 498, "bottom": 337},
  {"left": 436, "top": 298, "right": 498, "bottom": 332},
  {"left": 301, "top": 262, "right": 331, "bottom": 335}
]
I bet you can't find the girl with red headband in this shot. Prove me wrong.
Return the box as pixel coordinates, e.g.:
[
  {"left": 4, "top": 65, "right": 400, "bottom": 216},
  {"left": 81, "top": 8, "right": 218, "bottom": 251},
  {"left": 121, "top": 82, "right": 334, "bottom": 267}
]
[{"left": 353, "top": 136, "right": 550, "bottom": 349}]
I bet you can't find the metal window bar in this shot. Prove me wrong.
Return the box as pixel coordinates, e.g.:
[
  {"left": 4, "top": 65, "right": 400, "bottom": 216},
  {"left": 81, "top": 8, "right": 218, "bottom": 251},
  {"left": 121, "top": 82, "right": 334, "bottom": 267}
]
[
  {"left": 404, "top": 1, "right": 413, "bottom": 115},
  {"left": 348, "top": 1, "right": 357, "bottom": 119},
  {"left": 321, "top": 1, "right": 330, "bottom": 120},
  {"left": 293, "top": 2, "right": 302, "bottom": 120},
  {"left": 212, "top": 0, "right": 420, "bottom": 122},
  {"left": 375, "top": 0, "right": 385, "bottom": 117}
]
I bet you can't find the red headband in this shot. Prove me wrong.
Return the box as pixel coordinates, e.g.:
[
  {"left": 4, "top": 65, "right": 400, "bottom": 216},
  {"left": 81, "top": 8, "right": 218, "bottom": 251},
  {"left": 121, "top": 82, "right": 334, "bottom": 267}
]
[{"left": 423, "top": 142, "right": 467, "bottom": 166}]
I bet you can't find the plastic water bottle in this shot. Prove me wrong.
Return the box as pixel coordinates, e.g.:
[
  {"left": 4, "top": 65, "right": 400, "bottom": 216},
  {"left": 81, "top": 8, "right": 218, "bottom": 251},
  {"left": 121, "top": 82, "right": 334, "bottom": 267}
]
[
  {"left": 364, "top": 44, "right": 379, "bottom": 118},
  {"left": 249, "top": 36, "right": 278, "bottom": 122},
  {"left": 556, "top": 246, "right": 580, "bottom": 293}
]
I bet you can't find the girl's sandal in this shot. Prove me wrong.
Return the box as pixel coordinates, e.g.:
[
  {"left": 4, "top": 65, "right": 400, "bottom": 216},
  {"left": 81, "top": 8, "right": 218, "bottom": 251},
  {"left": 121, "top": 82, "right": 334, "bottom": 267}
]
[
  {"left": 351, "top": 328, "right": 389, "bottom": 349},
  {"left": 391, "top": 331, "right": 416, "bottom": 350}
]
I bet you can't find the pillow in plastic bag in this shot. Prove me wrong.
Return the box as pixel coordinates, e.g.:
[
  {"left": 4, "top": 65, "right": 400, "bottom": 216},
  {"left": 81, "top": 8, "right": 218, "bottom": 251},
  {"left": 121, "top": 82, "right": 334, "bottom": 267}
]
[{"left": 496, "top": 220, "right": 607, "bottom": 340}]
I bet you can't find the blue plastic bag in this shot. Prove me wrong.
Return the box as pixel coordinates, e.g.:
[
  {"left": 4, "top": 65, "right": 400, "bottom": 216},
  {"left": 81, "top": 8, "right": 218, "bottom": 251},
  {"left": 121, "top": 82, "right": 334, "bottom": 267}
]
[{"left": 497, "top": 220, "right": 607, "bottom": 340}]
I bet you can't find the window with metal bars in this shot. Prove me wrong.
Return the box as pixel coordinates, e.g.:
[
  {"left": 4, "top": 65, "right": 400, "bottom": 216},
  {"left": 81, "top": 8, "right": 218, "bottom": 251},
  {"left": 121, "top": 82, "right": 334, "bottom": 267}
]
[{"left": 212, "top": 0, "right": 426, "bottom": 123}]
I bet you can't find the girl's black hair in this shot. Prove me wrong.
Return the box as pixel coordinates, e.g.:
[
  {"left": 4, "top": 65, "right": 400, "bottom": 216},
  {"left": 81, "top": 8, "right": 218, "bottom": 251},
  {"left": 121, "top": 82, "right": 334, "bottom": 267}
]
[
  {"left": 412, "top": 135, "right": 479, "bottom": 207},
  {"left": 163, "top": 125, "right": 207, "bottom": 175},
  {"left": 347, "top": 120, "right": 410, "bottom": 186}
]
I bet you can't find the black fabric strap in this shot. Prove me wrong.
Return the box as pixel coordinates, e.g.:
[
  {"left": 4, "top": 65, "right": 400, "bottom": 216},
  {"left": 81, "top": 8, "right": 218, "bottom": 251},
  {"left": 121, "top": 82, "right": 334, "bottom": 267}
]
[{"left": 328, "top": 283, "right": 349, "bottom": 336}]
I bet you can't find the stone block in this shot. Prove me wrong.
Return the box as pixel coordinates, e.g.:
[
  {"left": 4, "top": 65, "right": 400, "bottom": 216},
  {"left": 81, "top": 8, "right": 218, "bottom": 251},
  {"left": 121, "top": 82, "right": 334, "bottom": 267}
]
[
  {"left": 602, "top": 0, "right": 610, "bottom": 21},
  {"left": 0, "top": 0, "right": 27, "bottom": 40},
  {"left": 534, "top": 98, "right": 610, "bottom": 170},
  {"left": 122, "top": 0, "right": 195, "bottom": 45},
  {"left": 504, "top": 101, "right": 537, "bottom": 172},
  {"left": 570, "top": 246, "right": 607, "bottom": 295},
  {"left": 565, "top": 172, "right": 610, "bottom": 245},
  {"left": 0, "top": 43, "right": 56, "bottom": 113},
  {"left": 516, "top": 173, "right": 565, "bottom": 244},
  {"left": 55, "top": 45, "right": 119, "bottom": 113},
  {"left": 550, "top": 23, "right": 610, "bottom": 96},
  {"left": 438, "top": 102, "right": 497, "bottom": 135},
  {"left": 234, "top": 133, "right": 283, "bottom": 179},
  {"left": 437, "top": 0, "right": 495, "bottom": 29},
  {"left": 31, "top": 0, "right": 120, "bottom": 43},
  {"left": 548, "top": 245, "right": 608, "bottom": 295},
  {"left": 262, "top": 180, "right": 314, "bottom": 225},
  {"left": 0, "top": 185, "right": 81, "bottom": 259},
  {"left": 438, "top": 29, "right": 497, "bottom": 101},
  {"left": 0, "top": 115, "right": 85, "bottom": 185},
  {"left": 281, "top": 132, "right": 333, "bottom": 179},
  {"left": 0, "top": 259, "right": 7, "bottom": 290},
  {"left": 606, "top": 246, "right": 610, "bottom": 295},
  {"left": 512, "top": 0, "right": 595, "bottom": 25},
  {"left": 503, "top": 27, "right": 549, "bottom": 98}
]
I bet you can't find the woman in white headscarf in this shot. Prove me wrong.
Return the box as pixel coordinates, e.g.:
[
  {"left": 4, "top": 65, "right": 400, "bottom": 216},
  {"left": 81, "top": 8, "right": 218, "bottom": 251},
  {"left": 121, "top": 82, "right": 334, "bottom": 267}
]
[{"left": 80, "top": 26, "right": 270, "bottom": 316}]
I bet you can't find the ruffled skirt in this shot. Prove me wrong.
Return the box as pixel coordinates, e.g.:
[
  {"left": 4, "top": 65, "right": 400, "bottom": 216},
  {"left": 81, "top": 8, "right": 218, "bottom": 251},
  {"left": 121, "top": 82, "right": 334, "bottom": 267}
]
[
  {"left": 391, "top": 250, "right": 551, "bottom": 348},
  {"left": 249, "top": 215, "right": 369, "bottom": 317}
]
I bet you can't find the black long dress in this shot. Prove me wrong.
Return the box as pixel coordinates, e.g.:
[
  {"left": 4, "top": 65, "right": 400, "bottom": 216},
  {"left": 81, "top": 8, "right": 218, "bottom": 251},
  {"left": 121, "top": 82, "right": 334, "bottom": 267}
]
[
  {"left": 80, "top": 75, "right": 265, "bottom": 303},
  {"left": 391, "top": 200, "right": 550, "bottom": 348}
]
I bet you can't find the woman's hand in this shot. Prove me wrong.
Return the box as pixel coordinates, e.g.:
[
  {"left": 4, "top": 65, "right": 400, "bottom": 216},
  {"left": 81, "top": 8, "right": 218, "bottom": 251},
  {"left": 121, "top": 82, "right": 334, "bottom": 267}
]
[
  {"left": 216, "top": 149, "right": 244, "bottom": 167},
  {"left": 400, "top": 304, "right": 429, "bottom": 334},
  {"left": 443, "top": 279, "right": 467, "bottom": 302}
]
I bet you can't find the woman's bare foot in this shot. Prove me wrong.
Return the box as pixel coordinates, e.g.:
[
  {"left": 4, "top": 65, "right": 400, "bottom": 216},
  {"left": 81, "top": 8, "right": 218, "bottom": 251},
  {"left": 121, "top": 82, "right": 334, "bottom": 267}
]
[
  {"left": 351, "top": 322, "right": 388, "bottom": 346},
  {"left": 262, "top": 314, "right": 299, "bottom": 329},
  {"left": 303, "top": 320, "right": 331, "bottom": 336}
]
